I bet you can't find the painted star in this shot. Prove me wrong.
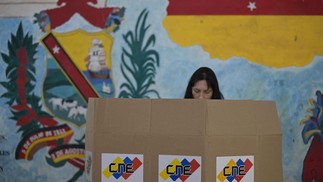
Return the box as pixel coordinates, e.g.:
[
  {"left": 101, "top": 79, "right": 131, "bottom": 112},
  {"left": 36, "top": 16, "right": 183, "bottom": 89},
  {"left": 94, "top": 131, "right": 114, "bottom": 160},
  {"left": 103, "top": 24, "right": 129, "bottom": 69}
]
[
  {"left": 247, "top": 2, "right": 257, "bottom": 11},
  {"left": 53, "top": 46, "right": 60, "bottom": 54}
]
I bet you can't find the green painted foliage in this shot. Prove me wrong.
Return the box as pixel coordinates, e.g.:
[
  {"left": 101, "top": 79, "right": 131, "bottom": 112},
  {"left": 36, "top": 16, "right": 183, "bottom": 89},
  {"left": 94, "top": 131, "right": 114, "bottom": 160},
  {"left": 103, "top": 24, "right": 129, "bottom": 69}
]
[
  {"left": 1, "top": 23, "right": 38, "bottom": 106},
  {"left": 119, "top": 9, "right": 160, "bottom": 98},
  {"left": 0, "top": 23, "right": 53, "bottom": 138}
]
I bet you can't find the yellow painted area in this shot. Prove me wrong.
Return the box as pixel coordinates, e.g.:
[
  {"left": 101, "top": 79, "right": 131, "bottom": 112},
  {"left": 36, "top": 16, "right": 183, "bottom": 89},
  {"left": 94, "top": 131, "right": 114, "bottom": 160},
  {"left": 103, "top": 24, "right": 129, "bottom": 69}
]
[
  {"left": 304, "top": 129, "right": 321, "bottom": 139},
  {"left": 25, "top": 130, "right": 73, "bottom": 160},
  {"left": 163, "top": 16, "right": 323, "bottom": 68},
  {"left": 52, "top": 30, "right": 114, "bottom": 71},
  {"left": 53, "top": 154, "right": 84, "bottom": 163}
]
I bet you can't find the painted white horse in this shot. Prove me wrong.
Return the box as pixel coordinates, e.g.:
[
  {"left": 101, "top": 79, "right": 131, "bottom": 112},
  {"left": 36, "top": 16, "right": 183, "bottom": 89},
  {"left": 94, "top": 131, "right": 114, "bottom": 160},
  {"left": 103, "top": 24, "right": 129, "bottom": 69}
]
[
  {"left": 63, "top": 100, "right": 78, "bottom": 109},
  {"left": 48, "top": 98, "right": 64, "bottom": 110},
  {"left": 68, "top": 106, "right": 87, "bottom": 120},
  {"left": 48, "top": 98, "right": 78, "bottom": 111}
]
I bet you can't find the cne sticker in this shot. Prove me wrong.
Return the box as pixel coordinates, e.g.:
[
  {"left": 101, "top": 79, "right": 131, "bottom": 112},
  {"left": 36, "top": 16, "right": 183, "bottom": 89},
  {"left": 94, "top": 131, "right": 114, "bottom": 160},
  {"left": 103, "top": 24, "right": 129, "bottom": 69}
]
[
  {"left": 216, "top": 156, "right": 254, "bottom": 182},
  {"left": 101, "top": 153, "right": 143, "bottom": 182},
  {"left": 159, "top": 154, "right": 202, "bottom": 182}
]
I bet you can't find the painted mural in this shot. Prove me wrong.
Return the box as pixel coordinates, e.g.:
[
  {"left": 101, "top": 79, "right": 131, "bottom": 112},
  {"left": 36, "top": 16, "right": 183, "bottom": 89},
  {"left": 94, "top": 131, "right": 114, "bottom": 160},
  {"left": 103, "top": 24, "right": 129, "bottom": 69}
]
[{"left": 0, "top": 0, "right": 323, "bottom": 181}]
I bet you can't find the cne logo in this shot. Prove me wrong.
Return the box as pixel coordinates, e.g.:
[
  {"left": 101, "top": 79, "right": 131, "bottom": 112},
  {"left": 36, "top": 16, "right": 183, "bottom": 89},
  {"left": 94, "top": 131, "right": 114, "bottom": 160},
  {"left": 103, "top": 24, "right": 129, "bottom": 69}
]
[
  {"left": 216, "top": 156, "right": 254, "bottom": 182},
  {"left": 102, "top": 154, "right": 143, "bottom": 181},
  {"left": 159, "top": 155, "right": 201, "bottom": 182}
]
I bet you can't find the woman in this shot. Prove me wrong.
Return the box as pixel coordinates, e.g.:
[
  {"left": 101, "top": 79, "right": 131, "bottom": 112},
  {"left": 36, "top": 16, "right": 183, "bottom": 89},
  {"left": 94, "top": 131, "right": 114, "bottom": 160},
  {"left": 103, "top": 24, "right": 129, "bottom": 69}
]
[{"left": 184, "top": 67, "right": 224, "bottom": 99}]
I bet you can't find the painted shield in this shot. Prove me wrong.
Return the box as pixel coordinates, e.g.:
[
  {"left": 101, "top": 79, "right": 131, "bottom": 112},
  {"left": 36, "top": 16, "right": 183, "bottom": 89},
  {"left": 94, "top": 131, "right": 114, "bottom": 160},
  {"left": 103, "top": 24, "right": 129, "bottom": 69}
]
[{"left": 41, "top": 29, "right": 115, "bottom": 127}]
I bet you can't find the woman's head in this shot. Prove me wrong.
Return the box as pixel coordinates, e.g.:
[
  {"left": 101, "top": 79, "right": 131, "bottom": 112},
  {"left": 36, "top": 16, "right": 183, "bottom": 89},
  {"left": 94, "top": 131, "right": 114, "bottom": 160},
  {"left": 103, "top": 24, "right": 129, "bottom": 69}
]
[{"left": 184, "top": 67, "right": 224, "bottom": 99}]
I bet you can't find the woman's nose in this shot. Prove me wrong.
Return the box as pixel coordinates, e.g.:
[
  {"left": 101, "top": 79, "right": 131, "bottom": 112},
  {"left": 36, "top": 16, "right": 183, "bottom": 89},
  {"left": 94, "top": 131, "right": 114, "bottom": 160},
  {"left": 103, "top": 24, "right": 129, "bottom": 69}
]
[{"left": 199, "top": 93, "right": 205, "bottom": 99}]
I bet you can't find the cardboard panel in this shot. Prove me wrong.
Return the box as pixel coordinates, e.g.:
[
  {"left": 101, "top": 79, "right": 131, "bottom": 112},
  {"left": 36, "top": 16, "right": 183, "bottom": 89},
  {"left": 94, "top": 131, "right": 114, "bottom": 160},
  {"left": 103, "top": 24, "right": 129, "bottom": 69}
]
[
  {"left": 92, "top": 134, "right": 150, "bottom": 182},
  {"left": 98, "top": 98, "right": 151, "bottom": 135},
  {"left": 85, "top": 98, "right": 283, "bottom": 182},
  {"left": 206, "top": 100, "right": 258, "bottom": 135},
  {"left": 151, "top": 99, "right": 206, "bottom": 136},
  {"left": 256, "top": 135, "right": 283, "bottom": 181},
  {"left": 86, "top": 98, "right": 96, "bottom": 133},
  {"left": 251, "top": 101, "right": 281, "bottom": 135},
  {"left": 85, "top": 98, "right": 96, "bottom": 150},
  {"left": 150, "top": 135, "right": 205, "bottom": 181}
]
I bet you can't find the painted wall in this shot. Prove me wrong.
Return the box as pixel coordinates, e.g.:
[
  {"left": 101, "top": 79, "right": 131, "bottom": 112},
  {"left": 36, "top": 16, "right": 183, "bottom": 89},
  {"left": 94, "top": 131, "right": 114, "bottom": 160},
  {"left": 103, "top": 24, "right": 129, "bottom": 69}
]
[{"left": 0, "top": 0, "right": 323, "bottom": 181}]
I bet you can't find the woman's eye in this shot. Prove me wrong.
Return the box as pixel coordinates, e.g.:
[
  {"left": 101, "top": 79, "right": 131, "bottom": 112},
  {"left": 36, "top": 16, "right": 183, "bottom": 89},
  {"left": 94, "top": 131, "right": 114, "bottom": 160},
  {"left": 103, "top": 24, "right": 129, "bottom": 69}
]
[
  {"left": 193, "top": 89, "right": 200, "bottom": 93},
  {"left": 205, "top": 89, "right": 212, "bottom": 94}
]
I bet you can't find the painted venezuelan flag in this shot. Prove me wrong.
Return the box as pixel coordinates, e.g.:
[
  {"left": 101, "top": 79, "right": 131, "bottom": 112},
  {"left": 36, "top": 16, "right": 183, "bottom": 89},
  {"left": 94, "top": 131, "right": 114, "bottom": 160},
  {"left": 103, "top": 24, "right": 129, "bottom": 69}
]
[{"left": 164, "top": 0, "right": 323, "bottom": 68}]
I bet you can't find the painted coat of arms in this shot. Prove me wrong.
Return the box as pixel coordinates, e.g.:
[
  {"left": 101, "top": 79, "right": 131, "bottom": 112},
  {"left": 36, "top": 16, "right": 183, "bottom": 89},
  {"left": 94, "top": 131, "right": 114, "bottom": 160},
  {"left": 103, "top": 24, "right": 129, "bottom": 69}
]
[
  {"left": 41, "top": 30, "right": 115, "bottom": 125},
  {"left": 0, "top": 0, "right": 125, "bottom": 181}
]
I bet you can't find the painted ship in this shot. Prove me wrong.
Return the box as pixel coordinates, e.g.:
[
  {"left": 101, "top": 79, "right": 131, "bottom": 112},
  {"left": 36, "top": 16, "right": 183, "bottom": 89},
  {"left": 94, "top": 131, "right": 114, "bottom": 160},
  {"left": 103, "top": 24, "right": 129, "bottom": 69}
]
[{"left": 85, "top": 39, "right": 110, "bottom": 79}]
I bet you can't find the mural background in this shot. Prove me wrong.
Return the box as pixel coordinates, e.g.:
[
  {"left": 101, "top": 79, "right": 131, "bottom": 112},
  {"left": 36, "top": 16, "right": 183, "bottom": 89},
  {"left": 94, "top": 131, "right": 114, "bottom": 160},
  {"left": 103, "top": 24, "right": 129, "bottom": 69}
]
[{"left": 0, "top": 0, "right": 323, "bottom": 181}]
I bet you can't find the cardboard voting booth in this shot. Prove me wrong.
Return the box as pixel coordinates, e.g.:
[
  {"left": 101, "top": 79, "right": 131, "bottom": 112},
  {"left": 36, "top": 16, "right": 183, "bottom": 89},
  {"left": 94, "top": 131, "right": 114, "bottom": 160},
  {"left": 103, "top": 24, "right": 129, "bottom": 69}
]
[{"left": 85, "top": 98, "right": 282, "bottom": 182}]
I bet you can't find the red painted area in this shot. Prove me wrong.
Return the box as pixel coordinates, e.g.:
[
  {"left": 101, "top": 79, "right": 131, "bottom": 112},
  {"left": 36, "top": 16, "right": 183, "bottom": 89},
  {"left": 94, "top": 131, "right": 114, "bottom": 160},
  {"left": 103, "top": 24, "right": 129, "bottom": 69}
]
[
  {"left": 302, "top": 135, "right": 323, "bottom": 182},
  {"left": 167, "top": 0, "right": 323, "bottom": 15},
  {"left": 42, "top": 33, "right": 99, "bottom": 101},
  {"left": 44, "top": 0, "right": 113, "bottom": 29}
]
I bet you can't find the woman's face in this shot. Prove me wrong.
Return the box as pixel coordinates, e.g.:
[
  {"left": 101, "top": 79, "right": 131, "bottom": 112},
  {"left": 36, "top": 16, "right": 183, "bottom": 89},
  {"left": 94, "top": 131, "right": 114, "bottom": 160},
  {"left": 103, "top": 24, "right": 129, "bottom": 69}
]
[{"left": 192, "top": 80, "right": 213, "bottom": 99}]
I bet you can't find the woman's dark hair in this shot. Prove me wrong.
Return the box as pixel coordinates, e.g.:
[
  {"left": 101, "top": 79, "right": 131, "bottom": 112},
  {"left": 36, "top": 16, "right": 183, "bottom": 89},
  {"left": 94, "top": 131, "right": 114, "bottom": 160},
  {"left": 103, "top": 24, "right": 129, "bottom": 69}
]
[{"left": 184, "top": 67, "right": 224, "bottom": 99}]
